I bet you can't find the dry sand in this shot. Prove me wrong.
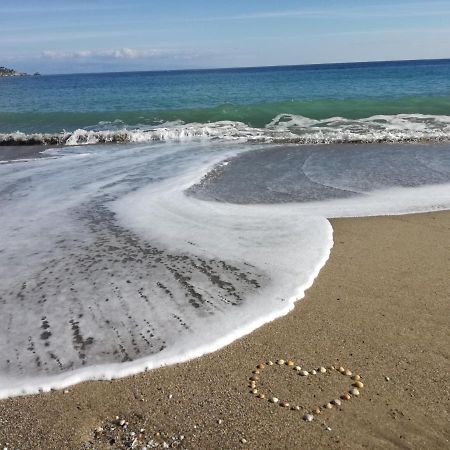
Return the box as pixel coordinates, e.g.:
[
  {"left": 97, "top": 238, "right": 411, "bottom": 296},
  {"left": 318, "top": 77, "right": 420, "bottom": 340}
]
[{"left": 0, "top": 211, "right": 449, "bottom": 449}]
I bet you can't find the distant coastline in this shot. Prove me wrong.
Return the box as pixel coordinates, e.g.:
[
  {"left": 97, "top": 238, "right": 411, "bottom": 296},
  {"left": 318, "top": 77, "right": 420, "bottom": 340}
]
[{"left": 0, "top": 66, "right": 40, "bottom": 77}]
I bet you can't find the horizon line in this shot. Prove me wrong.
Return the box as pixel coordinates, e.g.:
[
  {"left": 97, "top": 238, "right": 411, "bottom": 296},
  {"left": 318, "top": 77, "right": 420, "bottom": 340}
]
[{"left": 16, "top": 57, "right": 450, "bottom": 77}]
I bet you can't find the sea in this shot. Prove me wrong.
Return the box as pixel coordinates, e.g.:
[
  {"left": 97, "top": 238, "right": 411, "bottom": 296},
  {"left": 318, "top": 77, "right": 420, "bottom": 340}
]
[{"left": 1, "top": 59, "right": 450, "bottom": 397}]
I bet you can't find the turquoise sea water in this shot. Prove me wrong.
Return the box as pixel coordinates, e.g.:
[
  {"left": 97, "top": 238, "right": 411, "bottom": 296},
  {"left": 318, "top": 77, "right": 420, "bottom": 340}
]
[{"left": 1, "top": 59, "right": 450, "bottom": 144}]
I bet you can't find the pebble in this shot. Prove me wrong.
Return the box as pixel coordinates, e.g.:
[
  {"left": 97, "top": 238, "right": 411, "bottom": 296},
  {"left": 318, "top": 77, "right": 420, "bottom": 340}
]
[
  {"left": 303, "top": 414, "right": 314, "bottom": 422},
  {"left": 299, "top": 370, "right": 309, "bottom": 376},
  {"left": 313, "top": 407, "right": 321, "bottom": 415},
  {"left": 345, "top": 369, "right": 352, "bottom": 376},
  {"left": 354, "top": 381, "right": 364, "bottom": 388},
  {"left": 252, "top": 369, "right": 260, "bottom": 375},
  {"left": 249, "top": 376, "right": 259, "bottom": 382},
  {"left": 63, "top": 389, "right": 70, "bottom": 394},
  {"left": 349, "top": 388, "right": 360, "bottom": 397},
  {"left": 292, "top": 405, "right": 301, "bottom": 411},
  {"left": 385, "top": 376, "right": 390, "bottom": 381},
  {"left": 329, "top": 365, "right": 336, "bottom": 371},
  {"left": 311, "top": 369, "right": 317, "bottom": 375},
  {"left": 332, "top": 399, "right": 342, "bottom": 406},
  {"left": 277, "top": 359, "right": 285, "bottom": 365},
  {"left": 319, "top": 367, "right": 327, "bottom": 373},
  {"left": 295, "top": 366, "right": 302, "bottom": 371},
  {"left": 341, "top": 393, "right": 351, "bottom": 401},
  {"left": 269, "top": 397, "right": 279, "bottom": 403},
  {"left": 339, "top": 366, "right": 345, "bottom": 373},
  {"left": 287, "top": 360, "right": 294, "bottom": 366},
  {"left": 325, "top": 403, "right": 333, "bottom": 409},
  {"left": 168, "top": 394, "right": 173, "bottom": 399},
  {"left": 218, "top": 419, "right": 223, "bottom": 424},
  {"left": 252, "top": 389, "right": 258, "bottom": 394},
  {"left": 267, "top": 361, "right": 274, "bottom": 366},
  {"left": 119, "top": 419, "right": 126, "bottom": 426},
  {"left": 326, "top": 426, "right": 332, "bottom": 431},
  {"left": 352, "top": 374, "right": 361, "bottom": 381},
  {"left": 280, "top": 402, "right": 290, "bottom": 408},
  {"left": 257, "top": 393, "right": 266, "bottom": 399},
  {"left": 257, "top": 363, "right": 265, "bottom": 369},
  {"left": 241, "top": 438, "right": 248, "bottom": 444}
]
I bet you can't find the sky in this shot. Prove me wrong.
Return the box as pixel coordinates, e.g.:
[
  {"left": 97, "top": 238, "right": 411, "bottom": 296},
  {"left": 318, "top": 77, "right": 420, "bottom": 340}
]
[{"left": 1, "top": 0, "right": 450, "bottom": 74}]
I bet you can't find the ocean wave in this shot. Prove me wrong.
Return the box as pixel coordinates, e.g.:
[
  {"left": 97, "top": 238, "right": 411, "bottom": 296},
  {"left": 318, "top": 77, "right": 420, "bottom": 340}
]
[{"left": 1, "top": 113, "right": 450, "bottom": 146}]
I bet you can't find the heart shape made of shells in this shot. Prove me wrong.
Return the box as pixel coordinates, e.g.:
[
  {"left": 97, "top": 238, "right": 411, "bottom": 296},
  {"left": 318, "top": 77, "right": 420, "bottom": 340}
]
[{"left": 248, "top": 359, "right": 364, "bottom": 422}]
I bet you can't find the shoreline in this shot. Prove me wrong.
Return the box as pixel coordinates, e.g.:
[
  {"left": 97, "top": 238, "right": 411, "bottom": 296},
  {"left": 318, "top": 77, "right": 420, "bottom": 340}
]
[{"left": 0, "top": 211, "right": 449, "bottom": 449}]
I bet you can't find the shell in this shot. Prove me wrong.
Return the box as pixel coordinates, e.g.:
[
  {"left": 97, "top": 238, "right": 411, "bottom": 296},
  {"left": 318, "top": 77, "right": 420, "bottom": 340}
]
[
  {"left": 311, "top": 369, "right": 317, "bottom": 375},
  {"left": 319, "top": 367, "right": 327, "bottom": 373},
  {"left": 329, "top": 365, "right": 336, "bottom": 371},
  {"left": 251, "top": 389, "right": 258, "bottom": 394},
  {"left": 341, "top": 393, "right": 351, "bottom": 401},
  {"left": 352, "top": 374, "right": 361, "bottom": 381},
  {"left": 339, "top": 366, "right": 345, "bottom": 373},
  {"left": 267, "top": 361, "right": 274, "bottom": 366},
  {"left": 299, "top": 370, "right": 309, "bottom": 376},
  {"left": 295, "top": 366, "right": 302, "bottom": 371},
  {"left": 332, "top": 398, "right": 342, "bottom": 406},
  {"left": 345, "top": 369, "right": 352, "bottom": 376},
  {"left": 325, "top": 403, "right": 333, "bottom": 409},
  {"left": 277, "top": 359, "right": 285, "bottom": 365},
  {"left": 353, "top": 381, "right": 364, "bottom": 388},
  {"left": 280, "top": 402, "right": 290, "bottom": 408},
  {"left": 269, "top": 397, "right": 279, "bottom": 403},
  {"left": 287, "top": 360, "right": 295, "bottom": 366},
  {"left": 349, "top": 388, "right": 360, "bottom": 396},
  {"left": 303, "top": 414, "right": 314, "bottom": 422}
]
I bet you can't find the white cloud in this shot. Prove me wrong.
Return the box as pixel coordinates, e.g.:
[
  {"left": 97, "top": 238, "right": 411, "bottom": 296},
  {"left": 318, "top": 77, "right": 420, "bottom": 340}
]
[{"left": 41, "top": 47, "right": 180, "bottom": 60}]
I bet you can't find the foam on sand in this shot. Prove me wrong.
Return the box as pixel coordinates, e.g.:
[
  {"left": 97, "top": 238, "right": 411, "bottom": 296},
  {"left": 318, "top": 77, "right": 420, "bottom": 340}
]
[{"left": 0, "top": 142, "right": 450, "bottom": 398}]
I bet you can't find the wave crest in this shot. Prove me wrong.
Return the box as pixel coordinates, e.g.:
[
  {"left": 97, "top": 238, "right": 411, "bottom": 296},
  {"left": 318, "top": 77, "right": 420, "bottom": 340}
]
[{"left": 2, "top": 113, "right": 450, "bottom": 146}]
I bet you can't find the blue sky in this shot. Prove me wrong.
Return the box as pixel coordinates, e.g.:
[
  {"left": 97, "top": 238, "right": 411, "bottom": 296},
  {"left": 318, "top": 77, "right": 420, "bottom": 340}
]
[{"left": 1, "top": 0, "right": 450, "bottom": 74}]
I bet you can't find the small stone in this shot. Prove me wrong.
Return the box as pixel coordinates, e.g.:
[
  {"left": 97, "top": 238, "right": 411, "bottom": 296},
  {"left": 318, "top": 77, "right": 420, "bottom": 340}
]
[
  {"left": 269, "top": 397, "right": 279, "bottom": 403},
  {"left": 168, "top": 394, "right": 173, "bottom": 399},
  {"left": 251, "top": 389, "right": 258, "bottom": 394},
  {"left": 329, "top": 365, "right": 336, "bottom": 370},
  {"left": 385, "top": 376, "right": 390, "bottom": 381},
  {"left": 267, "top": 361, "right": 274, "bottom": 366},
  {"left": 295, "top": 366, "right": 302, "bottom": 371},
  {"left": 300, "top": 370, "right": 309, "bottom": 376},
  {"left": 325, "top": 403, "right": 333, "bottom": 409},
  {"left": 354, "top": 381, "right": 364, "bottom": 388},
  {"left": 291, "top": 405, "right": 301, "bottom": 411},
  {"left": 339, "top": 366, "right": 345, "bottom": 373},
  {"left": 319, "top": 367, "right": 327, "bottom": 373},
  {"left": 257, "top": 393, "right": 266, "bottom": 399},
  {"left": 350, "top": 388, "right": 360, "bottom": 396},
  {"left": 257, "top": 363, "right": 265, "bottom": 369},
  {"left": 286, "top": 360, "right": 294, "bottom": 366},
  {"left": 313, "top": 407, "right": 321, "bottom": 415},
  {"left": 345, "top": 369, "right": 352, "bottom": 376},
  {"left": 303, "top": 414, "right": 314, "bottom": 422},
  {"left": 249, "top": 376, "right": 259, "bottom": 382},
  {"left": 352, "top": 374, "right": 361, "bottom": 381},
  {"left": 63, "top": 389, "right": 70, "bottom": 394},
  {"left": 280, "top": 402, "right": 290, "bottom": 408},
  {"left": 241, "top": 438, "right": 247, "bottom": 444},
  {"left": 311, "top": 369, "right": 317, "bottom": 375},
  {"left": 325, "top": 426, "right": 332, "bottom": 431},
  {"left": 341, "top": 393, "right": 351, "bottom": 401},
  {"left": 119, "top": 419, "right": 126, "bottom": 426},
  {"left": 277, "top": 359, "right": 285, "bottom": 365},
  {"left": 252, "top": 369, "right": 260, "bottom": 375},
  {"left": 218, "top": 419, "right": 223, "bottom": 424},
  {"left": 332, "top": 398, "right": 342, "bottom": 406}
]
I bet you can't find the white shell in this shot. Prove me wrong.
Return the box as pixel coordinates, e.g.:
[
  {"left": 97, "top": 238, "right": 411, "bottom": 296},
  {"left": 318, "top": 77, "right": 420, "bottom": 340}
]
[
  {"left": 269, "top": 397, "right": 279, "bottom": 403},
  {"left": 311, "top": 370, "right": 317, "bottom": 375},
  {"left": 350, "top": 388, "right": 360, "bottom": 396},
  {"left": 319, "top": 367, "right": 327, "bottom": 373},
  {"left": 303, "top": 414, "right": 314, "bottom": 422},
  {"left": 295, "top": 366, "right": 302, "bottom": 371},
  {"left": 277, "top": 359, "right": 285, "bottom": 365}
]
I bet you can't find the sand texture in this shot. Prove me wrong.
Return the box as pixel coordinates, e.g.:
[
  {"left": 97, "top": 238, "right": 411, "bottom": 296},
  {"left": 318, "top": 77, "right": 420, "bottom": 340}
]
[{"left": 0, "top": 211, "right": 449, "bottom": 449}]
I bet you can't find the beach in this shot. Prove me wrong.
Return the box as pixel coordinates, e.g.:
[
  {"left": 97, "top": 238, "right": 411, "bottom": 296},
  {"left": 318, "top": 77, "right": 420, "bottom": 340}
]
[{"left": 0, "top": 210, "right": 448, "bottom": 449}]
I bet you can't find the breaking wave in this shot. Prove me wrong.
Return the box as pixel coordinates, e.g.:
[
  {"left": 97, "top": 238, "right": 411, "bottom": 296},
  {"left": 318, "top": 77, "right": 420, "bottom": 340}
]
[{"left": 2, "top": 113, "right": 450, "bottom": 146}]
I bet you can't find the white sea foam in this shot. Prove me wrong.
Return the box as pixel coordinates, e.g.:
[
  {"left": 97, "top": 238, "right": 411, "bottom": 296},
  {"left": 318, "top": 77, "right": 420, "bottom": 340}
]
[
  {"left": 1, "top": 113, "right": 450, "bottom": 146},
  {"left": 0, "top": 141, "right": 450, "bottom": 398}
]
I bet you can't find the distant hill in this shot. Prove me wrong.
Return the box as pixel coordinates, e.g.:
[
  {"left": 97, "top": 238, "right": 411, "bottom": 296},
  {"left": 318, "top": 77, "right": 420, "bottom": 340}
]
[{"left": 0, "top": 66, "right": 34, "bottom": 77}]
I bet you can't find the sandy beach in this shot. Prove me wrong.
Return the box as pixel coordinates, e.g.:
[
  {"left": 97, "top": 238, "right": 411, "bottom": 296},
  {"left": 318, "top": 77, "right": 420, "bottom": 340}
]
[{"left": 0, "top": 211, "right": 449, "bottom": 449}]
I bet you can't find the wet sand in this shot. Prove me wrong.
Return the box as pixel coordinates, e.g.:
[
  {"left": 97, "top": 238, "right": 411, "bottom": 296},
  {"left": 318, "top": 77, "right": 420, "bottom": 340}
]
[
  {"left": 0, "top": 211, "right": 449, "bottom": 449},
  {"left": 0, "top": 145, "right": 52, "bottom": 162}
]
